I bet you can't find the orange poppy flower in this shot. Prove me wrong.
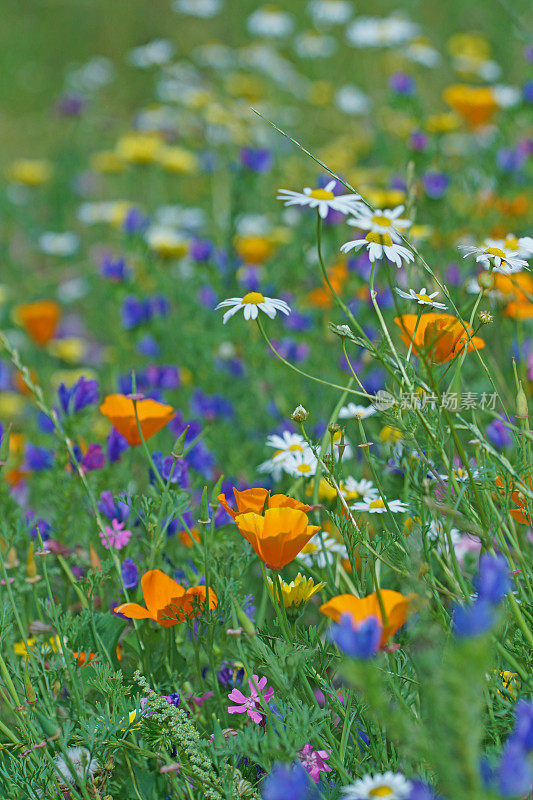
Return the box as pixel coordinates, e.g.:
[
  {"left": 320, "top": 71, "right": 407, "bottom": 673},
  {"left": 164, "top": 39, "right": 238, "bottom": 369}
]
[
  {"left": 218, "top": 487, "right": 312, "bottom": 520},
  {"left": 493, "top": 272, "right": 533, "bottom": 303},
  {"left": 14, "top": 300, "right": 60, "bottom": 346},
  {"left": 495, "top": 475, "right": 532, "bottom": 525},
  {"left": 115, "top": 569, "right": 217, "bottom": 628},
  {"left": 234, "top": 507, "right": 320, "bottom": 570},
  {"left": 73, "top": 651, "right": 98, "bottom": 668},
  {"left": 442, "top": 84, "right": 498, "bottom": 128},
  {"left": 320, "top": 590, "right": 410, "bottom": 647},
  {"left": 179, "top": 528, "right": 201, "bottom": 548},
  {"left": 503, "top": 302, "right": 533, "bottom": 320},
  {"left": 99, "top": 394, "right": 175, "bottom": 446},
  {"left": 394, "top": 313, "right": 485, "bottom": 364},
  {"left": 307, "top": 260, "right": 349, "bottom": 309}
]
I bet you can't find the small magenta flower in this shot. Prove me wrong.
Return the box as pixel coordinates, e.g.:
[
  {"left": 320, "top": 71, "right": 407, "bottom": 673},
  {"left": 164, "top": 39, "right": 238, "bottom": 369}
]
[
  {"left": 227, "top": 675, "right": 274, "bottom": 724},
  {"left": 297, "top": 743, "right": 332, "bottom": 783},
  {"left": 99, "top": 519, "right": 132, "bottom": 550}
]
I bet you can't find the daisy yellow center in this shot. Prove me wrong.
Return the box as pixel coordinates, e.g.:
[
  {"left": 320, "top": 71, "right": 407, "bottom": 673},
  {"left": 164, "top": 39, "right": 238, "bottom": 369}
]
[
  {"left": 366, "top": 232, "right": 393, "bottom": 247},
  {"left": 369, "top": 499, "right": 386, "bottom": 510},
  {"left": 485, "top": 247, "right": 506, "bottom": 259},
  {"left": 241, "top": 292, "right": 265, "bottom": 305},
  {"left": 288, "top": 444, "right": 304, "bottom": 451},
  {"left": 297, "top": 464, "right": 312, "bottom": 473},
  {"left": 505, "top": 237, "right": 519, "bottom": 249},
  {"left": 309, "top": 188, "right": 335, "bottom": 200},
  {"left": 369, "top": 787, "right": 393, "bottom": 797},
  {"left": 416, "top": 292, "right": 432, "bottom": 302},
  {"left": 302, "top": 541, "right": 318, "bottom": 554},
  {"left": 372, "top": 214, "right": 392, "bottom": 226}
]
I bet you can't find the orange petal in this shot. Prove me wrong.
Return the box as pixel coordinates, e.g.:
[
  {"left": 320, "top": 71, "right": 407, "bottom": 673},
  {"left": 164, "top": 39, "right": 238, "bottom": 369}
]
[
  {"left": 99, "top": 394, "right": 175, "bottom": 446},
  {"left": 158, "top": 586, "right": 218, "bottom": 625},
  {"left": 141, "top": 569, "right": 184, "bottom": 618},
  {"left": 114, "top": 602, "right": 154, "bottom": 621}
]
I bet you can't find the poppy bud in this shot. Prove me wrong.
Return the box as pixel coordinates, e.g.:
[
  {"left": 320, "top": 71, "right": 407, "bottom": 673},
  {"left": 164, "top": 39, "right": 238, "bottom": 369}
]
[
  {"left": 232, "top": 596, "right": 256, "bottom": 637},
  {"left": 516, "top": 382, "right": 529, "bottom": 421},
  {"left": 89, "top": 543, "right": 101, "bottom": 570},
  {"left": 198, "top": 486, "right": 210, "bottom": 524},
  {"left": 171, "top": 425, "right": 189, "bottom": 459},
  {"left": 24, "top": 663, "right": 37, "bottom": 705},
  {"left": 210, "top": 475, "right": 224, "bottom": 507}
]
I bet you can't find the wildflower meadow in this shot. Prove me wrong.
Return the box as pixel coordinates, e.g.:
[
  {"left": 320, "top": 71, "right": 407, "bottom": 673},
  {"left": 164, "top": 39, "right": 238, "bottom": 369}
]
[{"left": 1, "top": 1, "right": 532, "bottom": 798}]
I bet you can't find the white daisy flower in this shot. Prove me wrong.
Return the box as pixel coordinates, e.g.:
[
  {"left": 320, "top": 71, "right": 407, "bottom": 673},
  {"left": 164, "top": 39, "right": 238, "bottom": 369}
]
[
  {"left": 172, "top": 0, "right": 222, "bottom": 17},
  {"left": 257, "top": 457, "right": 285, "bottom": 481},
  {"left": 459, "top": 244, "right": 529, "bottom": 275},
  {"left": 347, "top": 205, "right": 412, "bottom": 242},
  {"left": 128, "top": 40, "right": 175, "bottom": 68},
  {"left": 395, "top": 287, "right": 447, "bottom": 309},
  {"left": 283, "top": 447, "right": 319, "bottom": 478},
  {"left": 335, "top": 85, "right": 372, "bottom": 115},
  {"left": 338, "top": 403, "right": 377, "bottom": 420},
  {"left": 351, "top": 497, "right": 409, "bottom": 514},
  {"left": 266, "top": 431, "right": 307, "bottom": 457},
  {"left": 298, "top": 533, "right": 347, "bottom": 568},
  {"left": 38, "top": 232, "right": 79, "bottom": 257},
  {"left": 404, "top": 39, "right": 441, "bottom": 67},
  {"left": 341, "top": 477, "right": 379, "bottom": 501},
  {"left": 346, "top": 16, "right": 419, "bottom": 48},
  {"left": 340, "top": 233, "right": 414, "bottom": 268},
  {"left": 247, "top": 6, "right": 294, "bottom": 38},
  {"left": 483, "top": 235, "right": 533, "bottom": 259},
  {"left": 307, "top": 0, "right": 353, "bottom": 26},
  {"left": 277, "top": 180, "right": 363, "bottom": 219},
  {"left": 294, "top": 31, "right": 337, "bottom": 59},
  {"left": 215, "top": 292, "right": 291, "bottom": 324},
  {"left": 343, "top": 771, "right": 412, "bottom": 800}
]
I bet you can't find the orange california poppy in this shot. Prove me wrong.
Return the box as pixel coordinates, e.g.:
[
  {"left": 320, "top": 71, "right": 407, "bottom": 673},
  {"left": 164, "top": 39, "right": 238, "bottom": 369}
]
[
  {"left": 73, "top": 651, "right": 98, "bottom": 668},
  {"left": 218, "top": 487, "right": 312, "bottom": 520},
  {"left": 234, "top": 507, "right": 320, "bottom": 570},
  {"left": 320, "top": 590, "right": 410, "bottom": 647},
  {"left": 179, "top": 528, "right": 201, "bottom": 548},
  {"left": 394, "top": 313, "right": 485, "bottom": 364},
  {"left": 493, "top": 272, "right": 533, "bottom": 303},
  {"left": 307, "top": 260, "right": 349, "bottom": 309},
  {"left": 495, "top": 475, "right": 532, "bottom": 525},
  {"left": 115, "top": 569, "right": 217, "bottom": 628},
  {"left": 503, "top": 301, "right": 533, "bottom": 320},
  {"left": 99, "top": 394, "right": 175, "bottom": 446},
  {"left": 442, "top": 84, "right": 498, "bottom": 128},
  {"left": 14, "top": 300, "right": 60, "bottom": 346}
]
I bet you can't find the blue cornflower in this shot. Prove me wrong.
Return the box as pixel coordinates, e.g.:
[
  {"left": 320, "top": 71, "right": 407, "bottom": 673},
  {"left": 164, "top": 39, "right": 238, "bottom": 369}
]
[
  {"left": 24, "top": 444, "right": 54, "bottom": 471},
  {"left": 330, "top": 613, "right": 382, "bottom": 659},
  {"left": 100, "top": 255, "right": 130, "bottom": 281},
  {"left": 474, "top": 553, "right": 510, "bottom": 605},
  {"left": 121, "top": 558, "right": 139, "bottom": 590},
  {"left": 497, "top": 738, "right": 532, "bottom": 797},
  {"left": 107, "top": 428, "right": 129, "bottom": 462},
  {"left": 262, "top": 763, "right": 317, "bottom": 800},
  {"left": 240, "top": 147, "right": 273, "bottom": 173},
  {"left": 452, "top": 598, "right": 494, "bottom": 638}
]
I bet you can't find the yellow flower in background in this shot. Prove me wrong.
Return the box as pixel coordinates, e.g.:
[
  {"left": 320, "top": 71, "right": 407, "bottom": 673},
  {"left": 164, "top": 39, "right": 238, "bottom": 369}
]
[
  {"left": 494, "top": 670, "right": 520, "bottom": 699},
  {"left": 380, "top": 426, "right": 403, "bottom": 445},
  {"left": 108, "top": 201, "right": 137, "bottom": 228},
  {"left": 116, "top": 132, "right": 165, "bottom": 165},
  {"left": 14, "top": 636, "right": 61, "bottom": 658},
  {"left": 157, "top": 146, "right": 199, "bottom": 175},
  {"left": 7, "top": 159, "right": 52, "bottom": 186},
  {"left": 0, "top": 393, "right": 26, "bottom": 418},
  {"left": 267, "top": 573, "right": 326, "bottom": 610},
  {"left": 308, "top": 81, "right": 335, "bottom": 106},
  {"left": 90, "top": 150, "right": 125, "bottom": 174},
  {"left": 180, "top": 367, "right": 194, "bottom": 386},
  {"left": 447, "top": 33, "right": 491, "bottom": 61},
  {"left": 425, "top": 112, "right": 460, "bottom": 134},
  {"left": 234, "top": 235, "right": 275, "bottom": 265},
  {"left": 47, "top": 337, "right": 88, "bottom": 363},
  {"left": 146, "top": 227, "right": 189, "bottom": 259},
  {"left": 364, "top": 187, "right": 406, "bottom": 208},
  {"left": 224, "top": 73, "right": 265, "bottom": 101}
]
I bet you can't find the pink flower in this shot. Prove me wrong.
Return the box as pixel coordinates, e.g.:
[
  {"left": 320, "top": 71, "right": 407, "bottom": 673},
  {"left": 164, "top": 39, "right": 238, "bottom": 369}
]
[
  {"left": 297, "top": 743, "right": 332, "bottom": 783},
  {"left": 227, "top": 674, "right": 274, "bottom": 725},
  {"left": 99, "top": 519, "right": 132, "bottom": 550}
]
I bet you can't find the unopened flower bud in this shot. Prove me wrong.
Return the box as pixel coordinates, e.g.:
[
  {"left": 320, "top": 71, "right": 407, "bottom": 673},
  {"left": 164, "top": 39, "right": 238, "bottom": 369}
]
[
  {"left": 328, "top": 422, "right": 341, "bottom": 436},
  {"left": 516, "top": 381, "right": 529, "bottom": 420},
  {"left": 478, "top": 272, "right": 494, "bottom": 290},
  {"left": 24, "top": 663, "right": 37, "bottom": 705},
  {"left": 478, "top": 310, "right": 493, "bottom": 325},
  {"left": 291, "top": 405, "right": 309, "bottom": 424}
]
